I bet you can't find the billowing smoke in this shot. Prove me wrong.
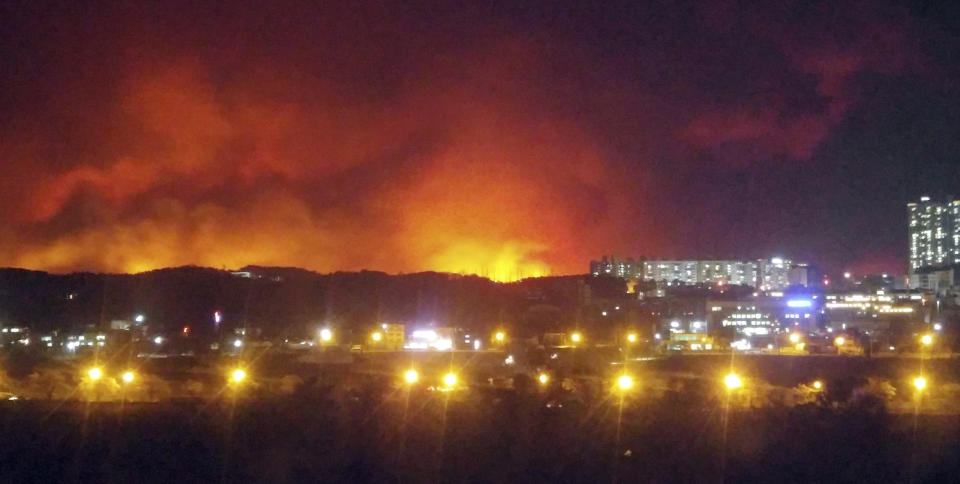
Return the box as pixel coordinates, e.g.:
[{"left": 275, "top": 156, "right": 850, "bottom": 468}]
[
  {"left": 2, "top": 37, "right": 627, "bottom": 278},
  {"left": 0, "top": 1, "right": 924, "bottom": 276}
]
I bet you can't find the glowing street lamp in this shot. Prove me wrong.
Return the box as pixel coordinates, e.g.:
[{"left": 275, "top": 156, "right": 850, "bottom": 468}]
[
  {"left": 122, "top": 371, "right": 135, "bottom": 383},
  {"left": 404, "top": 369, "right": 419, "bottom": 384},
  {"left": 319, "top": 328, "right": 333, "bottom": 343},
  {"left": 538, "top": 372, "right": 550, "bottom": 385},
  {"left": 88, "top": 367, "right": 102, "bottom": 381},
  {"left": 724, "top": 373, "right": 742, "bottom": 390},
  {"left": 834, "top": 336, "right": 845, "bottom": 347},
  {"left": 812, "top": 380, "right": 823, "bottom": 390},
  {"left": 571, "top": 332, "right": 582, "bottom": 344},
  {"left": 617, "top": 374, "right": 634, "bottom": 391},
  {"left": 443, "top": 372, "right": 457, "bottom": 388},
  {"left": 371, "top": 331, "right": 382, "bottom": 342},
  {"left": 494, "top": 331, "right": 505, "bottom": 343},
  {"left": 231, "top": 368, "right": 246, "bottom": 383},
  {"left": 789, "top": 333, "right": 801, "bottom": 344},
  {"left": 626, "top": 333, "right": 638, "bottom": 344},
  {"left": 913, "top": 376, "right": 927, "bottom": 392},
  {"left": 921, "top": 334, "right": 933, "bottom": 346}
]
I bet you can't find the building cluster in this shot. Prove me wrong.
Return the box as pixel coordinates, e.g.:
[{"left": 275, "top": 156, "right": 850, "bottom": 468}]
[
  {"left": 908, "top": 196, "right": 960, "bottom": 292},
  {"left": 589, "top": 256, "right": 808, "bottom": 290},
  {"left": 584, "top": 196, "right": 960, "bottom": 352}
]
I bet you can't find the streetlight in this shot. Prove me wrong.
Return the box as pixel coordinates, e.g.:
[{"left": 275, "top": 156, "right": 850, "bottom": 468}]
[
  {"left": 571, "top": 332, "right": 582, "bottom": 344},
  {"left": 725, "top": 373, "right": 742, "bottom": 390},
  {"left": 443, "top": 372, "right": 457, "bottom": 388},
  {"left": 404, "top": 369, "right": 419, "bottom": 384},
  {"left": 626, "top": 333, "right": 638, "bottom": 344},
  {"left": 232, "top": 368, "right": 246, "bottom": 383},
  {"left": 789, "top": 333, "right": 801, "bottom": 344},
  {"left": 538, "top": 372, "right": 549, "bottom": 385},
  {"left": 617, "top": 374, "right": 633, "bottom": 390},
  {"left": 122, "top": 371, "right": 135, "bottom": 383},
  {"left": 834, "top": 336, "right": 845, "bottom": 347},
  {"left": 921, "top": 334, "right": 933, "bottom": 346},
  {"left": 494, "top": 332, "right": 505, "bottom": 343},
  {"left": 371, "top": 331, "right": 382, "bottom": 342},
  {"left": 319, "top": 328, "right": 333, "bottom": 343},
  {"left": 88, "top": 367, "right": 102, "bottom": 381},
  {"left": 913, "top": 376, "right": 927, "bottom": 392},
  {"left": 812, "top": 380, "right": 823, "bottom": 390}
]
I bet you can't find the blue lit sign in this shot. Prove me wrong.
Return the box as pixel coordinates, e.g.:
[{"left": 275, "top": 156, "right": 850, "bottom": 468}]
[{"left": 787, "top": 299, "right": 812, "bottom": 308}]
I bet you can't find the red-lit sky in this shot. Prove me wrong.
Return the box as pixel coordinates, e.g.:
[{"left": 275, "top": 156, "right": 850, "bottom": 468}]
[{"left": 2, "top": 0, "right": 959, "bottom": 278}]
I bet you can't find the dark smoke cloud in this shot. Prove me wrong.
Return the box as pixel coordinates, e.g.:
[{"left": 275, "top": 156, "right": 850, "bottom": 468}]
[{"left": 0, "top": 0, "right": 949, "bottom": 276}]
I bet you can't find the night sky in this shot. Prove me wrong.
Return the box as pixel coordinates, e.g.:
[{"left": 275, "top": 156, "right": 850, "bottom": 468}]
[{"left": 1, "top": 0, "right": 959, "bottom": 279}]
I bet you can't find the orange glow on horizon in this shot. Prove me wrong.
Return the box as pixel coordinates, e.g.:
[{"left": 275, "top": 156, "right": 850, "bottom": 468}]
[{"left": 3, "top": 57, "right": 632, "bottom": 280}]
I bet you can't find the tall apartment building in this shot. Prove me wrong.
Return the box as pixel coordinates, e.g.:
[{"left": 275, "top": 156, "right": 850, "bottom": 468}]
[
  {"left": 591, "top": 256, "right": 801, "bottom": 290},
  {"left": 589, "top": 256, "right": 642, "bottom": 279},
  {"left": 758, "top": 258, "right": 791, "bottom": 291},
  {"left": 908, "top": 196, "right": 960, "bottom": 271},
  {"left": 643, "top": 260, "right": 700, "bottom": 284}
]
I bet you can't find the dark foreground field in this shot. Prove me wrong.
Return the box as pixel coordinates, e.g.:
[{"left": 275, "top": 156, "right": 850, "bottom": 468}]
[{"left": 1, "top": 378, "right": 959, "bottom": 483}]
